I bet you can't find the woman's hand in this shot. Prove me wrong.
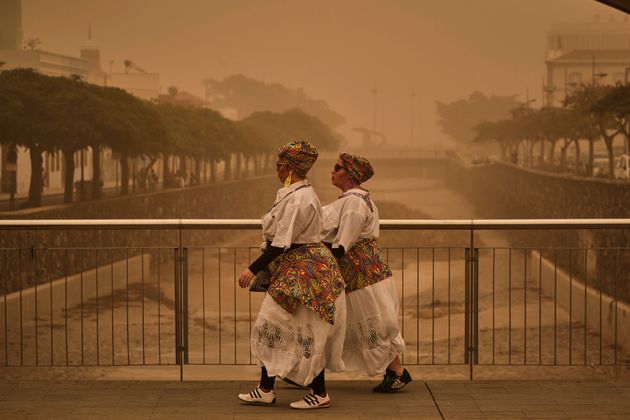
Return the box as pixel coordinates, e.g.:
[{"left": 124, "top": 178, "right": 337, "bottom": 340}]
[{"left": 238, "top": 268, "right": 255, "bottom": 288}]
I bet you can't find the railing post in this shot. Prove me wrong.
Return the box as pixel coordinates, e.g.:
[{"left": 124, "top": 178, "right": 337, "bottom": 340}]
[
  {"left": 183, "top": 247, "right": 189, "bottom": 365},
  {"left": 473, "top": 248, "right": 479, "bottom": 366},
  {"left": 174, "top": 247, "right": 182, "bottom": 374},
  {"left": 174, "top": 226, "right": 189, "bottom": 381},
  {"left": 464, "top": 248, "right": 470, "bottom": 366},
  {"left": 466, "top": 227, "right": 478, "bottom": 380}
]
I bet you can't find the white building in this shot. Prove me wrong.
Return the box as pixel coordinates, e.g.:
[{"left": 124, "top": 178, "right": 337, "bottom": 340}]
[{"left": 545, "top": 20, "right": 630, "bottom": 107}]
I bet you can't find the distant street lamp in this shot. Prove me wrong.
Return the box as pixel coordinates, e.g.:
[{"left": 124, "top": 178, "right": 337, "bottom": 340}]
[
  {"left": 593, "top": 72, "right": 607, "bottom": 85},
  {"left": 543, "top": 85, "right": 555, "bottom": 107},
  {"left": 410, "top": 90, "right": 415, "bottom": 145},
  {"left": 371, "top": 85, "right": 378, "bottom": 133},
  {"left": 524, "top": 88, "right": 536, "bottom": 108}
]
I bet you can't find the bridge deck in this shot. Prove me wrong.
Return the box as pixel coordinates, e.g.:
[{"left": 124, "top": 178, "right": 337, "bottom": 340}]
[{"left": 0, "top": 378, "right": 629, "bottom": 419}]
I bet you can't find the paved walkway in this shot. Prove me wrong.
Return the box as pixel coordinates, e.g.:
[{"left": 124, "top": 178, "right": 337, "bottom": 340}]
[{"left": 0, "top": 379, "right": 629, "bottom": 419}]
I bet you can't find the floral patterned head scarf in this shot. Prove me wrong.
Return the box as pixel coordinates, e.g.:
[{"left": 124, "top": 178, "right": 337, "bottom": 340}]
[
  {"left": 340, "top": 152, "right": 374, "bottom": 184},
  {"left": 278, "top": 140, "right": 319, "bottom": 176}
]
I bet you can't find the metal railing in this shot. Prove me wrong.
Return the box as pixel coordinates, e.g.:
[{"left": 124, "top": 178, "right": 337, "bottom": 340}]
[{"left": 1, "top": 219, "right": 629, "bottom": 380}]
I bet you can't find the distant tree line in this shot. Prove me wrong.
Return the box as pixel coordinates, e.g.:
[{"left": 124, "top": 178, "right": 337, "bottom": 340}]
[
  {"left": 0, "top": 69, "right": 340, "bottom": 207},
  {"left": 203, "top": 74, "right": 346, "bottom": 128},
  {"left": 436, "top": 91, "right": 523, "bottom": 147},
  {"left": 438, "top": 84, "right": 630, "bottom": 179}
]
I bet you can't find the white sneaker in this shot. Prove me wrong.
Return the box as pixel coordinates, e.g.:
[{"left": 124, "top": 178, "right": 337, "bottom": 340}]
[
  {"left": 238, "top": 387, "right": 276, "bottom": 405},
  {"left": 289, "top": 393, "right": 331, "bottom": 409}
]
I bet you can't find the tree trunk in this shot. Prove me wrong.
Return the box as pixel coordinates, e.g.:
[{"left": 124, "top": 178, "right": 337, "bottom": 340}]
[
  {"left": 26, "top": 146, "right": 44, "bottom": 207},
  {"left": 605, "top": 138, "right": 615, "bottom": 179},
  {"left": 243, "top": 155, "right": 250, "bottom": 178},
  {"left": 235, "top": 153, "right": 242, "bottom": 179},
  {"left": 598, "top": 123, "right": 618, "bottom": 179},
  {"left": 254, "top": 153, "right": 261, "bottom": 175},
  {"left": 588, "top": 138, "right": 594, "bottom": 177},
  {"left": 162, "top": 154, "right": 169, "bottom": 188},
  {"left": 539, "top": 138, "right": 545, "bottom": 168},
  {"left": 62, "top": 147, "right": 76, "bottom": 203},
  {"left": 91, "top": 145, "right": 102, "bottom": 199},
  {"left": 194, "top": 157, "right": 201, "bottom": 185},
  {"left": 224, "top": 155, "right": 232, "bottom": 181},
  {"left": 574, "top": 139, "right": 581, "bottom": 172},
  {"left": 210, "top": 160, "right": 217, "bottom": 183},
  {"left": 120, "top": 153, "right": 129, "bottom": 195},
  {"left": 560, "top": 139, "right": 570, "bottom": 172},
  {"left": 548, "top": 140, "right": 557, "bottom": 167},
  {"left": 499, "top": 142, "right": 507, "bottom": 161},
  {"left": 268, "top": 152, "right": 274, "bottom": 172}
]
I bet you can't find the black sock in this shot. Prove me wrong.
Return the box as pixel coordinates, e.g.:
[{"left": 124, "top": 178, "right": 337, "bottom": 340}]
[
  {"left": 309, "top": 369, "right": 326, "bottom": 396},
  {"left": 260, "top": 366, "right": 275, "bottom": 390}
]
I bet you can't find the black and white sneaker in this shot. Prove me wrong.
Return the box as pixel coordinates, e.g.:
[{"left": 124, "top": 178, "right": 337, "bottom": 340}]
[
  {"left": 238, "top": 387, "right": 276, "bottom": 405},
  {"left": 289, "top": 393, "right": 331, "bottom": 409},
  {"left": 372, "top": 368, "right": 412, "bottom": 393}
]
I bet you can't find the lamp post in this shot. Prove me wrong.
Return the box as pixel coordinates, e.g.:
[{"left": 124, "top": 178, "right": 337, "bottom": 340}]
[
  {"left": 593, "top": 72, "right": 607, "bottom": 86},
  {"left": 591, "top": 56, "right": 607, "bottom": 86},
  {"left": 524, "top": 89, "right": 536, "bottom": 108},
  {"left": 371, "top": 85, "right": 377, "bottom": 134},
  {"left": 410, "top": 90, "right": 415, "bottom": 145}
]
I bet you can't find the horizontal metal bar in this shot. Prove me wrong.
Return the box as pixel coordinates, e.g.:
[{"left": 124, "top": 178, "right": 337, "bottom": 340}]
[
  {"left": 381, "top": 219, "right": 630, "bottom": 230},
  {"left": 0, "top": 219, "right": 262, "bottom": 230},
  {"left": 1, "top": 218, "right": 630, "bottom": 230}
]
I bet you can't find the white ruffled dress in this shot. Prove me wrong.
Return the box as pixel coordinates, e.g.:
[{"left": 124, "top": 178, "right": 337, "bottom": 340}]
[
  {"left": 321, "top": 189, "right": 405, "bottom": 376},
  {"left": 250, "top": 180, "right": 346, "bottom": 385}
]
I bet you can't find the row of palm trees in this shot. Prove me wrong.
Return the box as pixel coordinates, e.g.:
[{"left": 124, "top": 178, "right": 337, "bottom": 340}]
[
  {"left": 474, "top": 83, "right": 630, "bottom": 179},
  {"left": 0, "top": 69, "right": 340, "bottom": 207}
]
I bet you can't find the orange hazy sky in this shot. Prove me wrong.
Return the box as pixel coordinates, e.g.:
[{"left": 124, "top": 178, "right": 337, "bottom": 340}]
[{"left": 21, "top": 0, "right": 627, "bottom": 148}]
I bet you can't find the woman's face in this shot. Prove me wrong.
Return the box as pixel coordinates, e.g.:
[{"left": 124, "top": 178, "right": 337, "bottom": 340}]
[
  {"left": 276, "top": 159, "right": 291, "bottom": 184},
  {"left": 331, "top": 158, "right": 353, "bottom": 190}
]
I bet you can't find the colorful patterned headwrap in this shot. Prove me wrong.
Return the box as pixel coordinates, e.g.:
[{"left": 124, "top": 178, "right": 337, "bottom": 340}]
[
  {"left": 340, "top": 152, "right": 374, "bottom": 184},
  {"left": 278, "top": 141, "right": 319, "bottom": 176}
]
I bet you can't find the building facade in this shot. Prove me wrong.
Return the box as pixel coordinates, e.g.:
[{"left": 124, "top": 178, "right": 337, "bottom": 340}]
[{"left": 545, "top": 20, "right": 630, "bottom": 107}]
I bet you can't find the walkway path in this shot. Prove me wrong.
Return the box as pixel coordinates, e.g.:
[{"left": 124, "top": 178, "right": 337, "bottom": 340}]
[{"left": 0, "top": 379, "right": 629, "bottom": 419}]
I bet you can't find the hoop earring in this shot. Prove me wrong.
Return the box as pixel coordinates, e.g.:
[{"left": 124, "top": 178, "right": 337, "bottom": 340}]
[{"left": 284, "top": 171, "right": 292, "bottom": 187}]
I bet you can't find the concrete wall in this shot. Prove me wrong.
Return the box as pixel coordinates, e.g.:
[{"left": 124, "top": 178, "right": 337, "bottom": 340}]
[
  {"left": 532, "top": 249, "right": 630, "bottom": 355},
  {"left": 445, "top": 160, "right": 630, "bottom": 348}
]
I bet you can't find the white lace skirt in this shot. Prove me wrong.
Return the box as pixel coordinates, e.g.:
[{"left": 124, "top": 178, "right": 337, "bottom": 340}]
[
  {"left": 343, "top": 276, "right": 405, "bottom": 376},
  {"left": 251, "top": 291, "right": 347, "bottom": 386}
]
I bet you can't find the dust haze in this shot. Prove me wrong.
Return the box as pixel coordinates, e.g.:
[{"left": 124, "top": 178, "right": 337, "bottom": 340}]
[{"left": 20, "top": 0, "right": 624, "bottom": 150}]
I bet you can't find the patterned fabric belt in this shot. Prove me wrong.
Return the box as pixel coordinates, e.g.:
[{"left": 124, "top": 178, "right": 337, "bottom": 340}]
[
  {"left": 340, "top": 238, "right": 392, "bottom": 293},
  {"left": 257, "top": 243, "right": 345, "bottom": 325}
]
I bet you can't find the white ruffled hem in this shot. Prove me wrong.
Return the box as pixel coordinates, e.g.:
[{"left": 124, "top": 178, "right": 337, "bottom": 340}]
[
  {"left": 343, "top": 276, "right": 406, "bottom": 376},
  {"left": 251, "top": 292, "right": 346, "bottom": 386}
]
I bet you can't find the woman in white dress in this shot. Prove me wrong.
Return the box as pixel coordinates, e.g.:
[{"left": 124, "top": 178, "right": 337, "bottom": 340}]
[
  {"left": 237, "top": 141, "right": 346, "bottom": 409},
  {"left": 321, "top": 152, "right": 412, "bottom": 392}
]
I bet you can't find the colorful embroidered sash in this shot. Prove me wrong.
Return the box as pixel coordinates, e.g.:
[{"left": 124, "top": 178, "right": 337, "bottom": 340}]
[
  {"left": 254, "top": 243, "right": 345, "bottom": 325},
  {"left": 339, "top": 238, "right": 392, "bottom": 293}
]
